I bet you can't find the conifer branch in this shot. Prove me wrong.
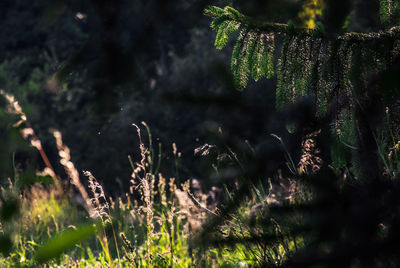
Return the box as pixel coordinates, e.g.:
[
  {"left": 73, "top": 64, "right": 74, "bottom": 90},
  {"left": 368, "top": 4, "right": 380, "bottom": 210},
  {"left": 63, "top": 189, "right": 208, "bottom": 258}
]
[
  {"left": 205, "top": 5, "right": 400, "bottom": 42},
  {"left": 338, "top": 26, "right": 400, "bottom": 42}
]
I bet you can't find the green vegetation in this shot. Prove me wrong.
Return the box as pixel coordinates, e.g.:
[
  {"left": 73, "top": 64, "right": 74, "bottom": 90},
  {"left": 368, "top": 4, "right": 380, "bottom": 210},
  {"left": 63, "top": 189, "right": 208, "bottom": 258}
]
[
  {"left": 1, "top": 0, "right": 400, "bottom": 267},
  {"left": 0, "top": 118, "right": 295, "bottom": 267}
]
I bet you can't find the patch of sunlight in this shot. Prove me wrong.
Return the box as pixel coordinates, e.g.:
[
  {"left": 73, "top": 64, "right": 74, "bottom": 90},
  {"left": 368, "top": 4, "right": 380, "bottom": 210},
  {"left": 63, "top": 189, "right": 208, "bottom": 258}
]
[{"left": 298, "top": 0, "right": 324, "bottom": 29}]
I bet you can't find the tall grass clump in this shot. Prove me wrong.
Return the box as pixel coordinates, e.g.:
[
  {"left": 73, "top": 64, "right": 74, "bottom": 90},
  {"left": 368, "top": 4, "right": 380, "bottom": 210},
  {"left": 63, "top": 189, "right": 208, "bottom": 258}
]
[
  {"left": 122, "top": 122, "right": 198, "bottom": 267},
  {"left": 0, "top": 90, "right": 313, "bottom": 267},
  {"left": 0, "top": 97, "right": 224, "bottom": 267}
]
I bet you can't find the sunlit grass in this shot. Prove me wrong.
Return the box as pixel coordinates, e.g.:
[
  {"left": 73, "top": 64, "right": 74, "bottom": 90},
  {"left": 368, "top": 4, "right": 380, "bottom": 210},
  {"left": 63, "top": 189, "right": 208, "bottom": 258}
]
[{"left": 0, "top": 92, "right": 302, "bottom": 267}]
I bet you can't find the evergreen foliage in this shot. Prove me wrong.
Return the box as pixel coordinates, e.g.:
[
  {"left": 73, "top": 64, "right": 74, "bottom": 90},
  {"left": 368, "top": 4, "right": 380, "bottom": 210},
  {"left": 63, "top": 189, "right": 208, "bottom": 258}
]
[
  {"left": 205, "top": 4, "right": 400, "bottom": 99},
  {"left": 380, "top": 0, "right": 400, "bottom": 28},
  {"left": 201, "top": 3, "right": 400, "bottom": 266},
  {"left": 205, "top": 2, "right": 400, "bottom": 166},
  {"left": 205, "top": 6, "right": 276, "bottom": 89}
]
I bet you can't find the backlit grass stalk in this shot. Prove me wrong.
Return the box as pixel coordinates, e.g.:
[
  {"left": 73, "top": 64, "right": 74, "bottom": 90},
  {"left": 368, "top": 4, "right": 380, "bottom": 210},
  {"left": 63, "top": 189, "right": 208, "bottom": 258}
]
[
  {"left": 158, "top": 173, "right": 168, "bottom": 208},
  {"left": 172, "top": 143, "right": 181, "bottom": 180},
  {"left": 84, "top": 171, "right": 120, "bottom": 263},
  {"left": 51, "top": 130, "right": 93, "bottom": 215},
  {"left": 130, "top": 123, "right": 156, "bottom": 266},
  {"left": 0, "top": 90, "right": 62, "bottom": 191},
  {"left": 51, "top": 130, "right": 115, "bottom": 266},
  {"left": 168, "top": 199, "right": 176, "bottom": 267}
]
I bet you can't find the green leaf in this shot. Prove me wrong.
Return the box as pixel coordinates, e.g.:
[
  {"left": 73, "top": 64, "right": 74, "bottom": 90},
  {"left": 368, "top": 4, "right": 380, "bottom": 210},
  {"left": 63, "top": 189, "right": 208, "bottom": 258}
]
[{"left": 35, "top": 224, "right": 98, "bottom": 263}]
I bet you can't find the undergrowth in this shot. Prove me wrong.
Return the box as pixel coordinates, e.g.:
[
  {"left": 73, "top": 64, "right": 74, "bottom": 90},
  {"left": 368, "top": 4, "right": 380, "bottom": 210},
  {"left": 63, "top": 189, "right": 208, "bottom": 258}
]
[
  {"left": 2, "top": 89, "right": 400, "bottom": 267},
  {"left": 0, "top": 91, "right": 296, "bottom": 267}
]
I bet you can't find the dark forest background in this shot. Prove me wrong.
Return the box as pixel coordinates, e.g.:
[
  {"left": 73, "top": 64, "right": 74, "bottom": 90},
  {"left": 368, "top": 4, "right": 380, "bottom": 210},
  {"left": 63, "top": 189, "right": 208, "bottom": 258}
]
[{"left": 0, "top": 0, "right": 280, "bottom": 193}]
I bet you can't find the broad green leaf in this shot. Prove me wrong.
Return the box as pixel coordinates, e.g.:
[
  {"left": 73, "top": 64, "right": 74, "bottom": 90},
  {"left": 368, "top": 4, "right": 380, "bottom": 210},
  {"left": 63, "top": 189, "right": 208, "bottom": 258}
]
[{"left": 35, "top": 224, "right": 98, "bottom": 263}]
